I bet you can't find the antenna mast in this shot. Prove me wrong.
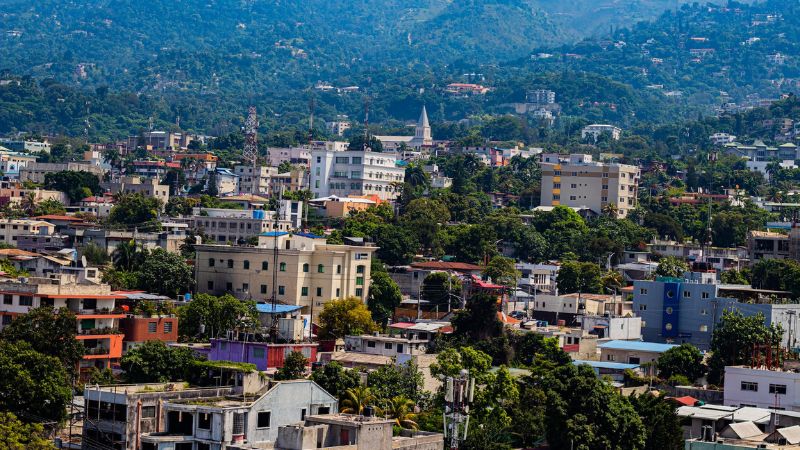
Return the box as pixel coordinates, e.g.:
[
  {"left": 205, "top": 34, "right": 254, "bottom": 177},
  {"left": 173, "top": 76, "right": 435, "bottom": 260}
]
[
  {"left": 243, "top": 106, "right": 259, "bottom": 194},
  {"left": 269, "top": 186, "right": 284, "bottom": 341}
]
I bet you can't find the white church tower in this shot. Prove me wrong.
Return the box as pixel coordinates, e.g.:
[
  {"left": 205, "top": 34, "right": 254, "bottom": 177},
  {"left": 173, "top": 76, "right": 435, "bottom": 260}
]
[{"left": 409, "top": 106, "right": 432, "bottom": 148}]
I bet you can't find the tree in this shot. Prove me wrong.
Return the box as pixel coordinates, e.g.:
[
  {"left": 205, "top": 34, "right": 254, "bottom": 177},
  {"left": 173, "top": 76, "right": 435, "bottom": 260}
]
[
  {"left": 112, "top": 239, "right": 145, "bottom": 271},
  {"left": 751, "top": 259, "right": 800, "bottom": 298},
  {"left": 483, "top": 256, "right": 520, "bottom": 289},
  {"left": 401, "top": 198, "right": 450, "bottom": 252},
  {"left": 375, "top": 224, "right": 418, "bottom": 265},
  {"left": 657, "top": 343, "right": 705, "bottom": 382},
  {"left": 707, "top": 311, "right": 782, "bottom": 384},
  {"left": 367, "top": 271, "right": 403, "bottom": 327},
  {"left": 43, "top": 170, "right": 101, "bottom": 203},
  {"left": 165, "top": 197, "right": 199, "bottom": 217},
  {"left": 81, "top": 242, "right": 109, "bottom": 266},
  {"left": 367, "top": 361, "right": 423, "bottom": 403},
  {"left": 138, "top": 248, "right": 194, "bottom": 296},
  {"left": 721, "top": 269, "right": 750, "bottom": 285},
  {"left": 0, "top": 341, "right": 71, "bottom": 424},
  {"left": 430, "top": 346, "right": 493, "bottom": 382},
  {"left": 178, "top": 293, "right": 258, "bottom": 341},
  {"left": 382, "top": 396, "right": 419, "bottom": 429},
  {"left": 421, "top": 272, "right": 463, "bottom": 310},
  {"left": 0, "top": 412, "right": 57, "bottom": 450},
  {"left": 348, "top": 134, "right": 384, "bottom": 152},
  {"left": 310, "top": 361, "right": 361, "bottom": 399},
  {"left": 451, "top": 292, "right": 503, "bottom": 342},
  {"left": 1, "top": 306, "right": 84, "bottom": 375},
  {"left": 555, "top": 261, "right": 602, "bottom": 294},
  {"left": 340, "top": 386, "right": 377, "bottom": 414},
  {"left": 317, "top": 297, "right": 378, "bottom": 340},
  {"left": 274, "top": 351, "right": 308, "bottom": 380},
  {"left": 120, "top": 341, "right": 200, "bottom": 383},
  {"left": 108, "top": 192, "right": 163, "bottom": 230},
  {"left": 545, "top": 364, "right": 645, "bottom": 450},
  {"left": 277, "top": 160, "right": 293, "bottom": 173},
  {"left": 630, "top": 394, "right": 684, "bottom": 450},
  {"left": 655, "top": 256, "right": 689, "bottom": 278}
]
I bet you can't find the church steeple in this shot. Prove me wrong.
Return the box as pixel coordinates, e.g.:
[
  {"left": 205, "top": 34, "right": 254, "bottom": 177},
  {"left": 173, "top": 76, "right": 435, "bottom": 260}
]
[{"left": 412, "top": 105, "right": 432, "bottom": 147}]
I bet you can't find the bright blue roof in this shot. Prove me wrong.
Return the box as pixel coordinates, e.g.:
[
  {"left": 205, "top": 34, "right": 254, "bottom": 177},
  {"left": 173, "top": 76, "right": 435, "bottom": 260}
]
[
  {"left": 574, "top": 360, "right": 640, "bottom": 370},
  {"left": 255, "top": 303, "right": 303, "bottom": 314},
  {"left": 259, "top": 231, "right": 290, "bottom": 237},
  {"left": 293, "top": 232, "right": 325, "bottom": 239},
  {"left": 598, "top": 340, "right": 677, "bottom": 353}
]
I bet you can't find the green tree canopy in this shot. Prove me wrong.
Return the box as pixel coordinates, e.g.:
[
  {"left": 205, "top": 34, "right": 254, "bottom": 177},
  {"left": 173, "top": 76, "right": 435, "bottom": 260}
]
[
  {"left": 120, "top": 340, "right": 201, "bottom": 383},
  {"left": 43, "top": 170, "right": 101, "bottom": 203},
  {"left": 367, "top": 271, "right": 403, "bottom": 327},
  {"left": 1, "top": 306, "right": 84, "bottom": 376},
  {"left": 274, "top": 351, "right": 309, "bottom": 380},
  {"left": 317, "top": 296, "right": 378, "bottom": 340},
  {"left": 483, "top": 256, "right": 521, "bottom": 289},
  {"left": 657, "top": 343, "right": 706, "bottom": 382},
  {"left": 655, "top": 256, "right": 690, "bottom": 278},
  {"left": 108, "top": 192, "right": 163, "bottom": 230},
  {"left": 310, "top": 361, "right": 361, "bottom": 399},
  {"left": 451, "top": 292, "right": 503, "bottom": 342},
  {"left": 556, "top": 260, "right": 602, "bottom": 294},
  {"left": 178, "top": 293, "right": 258, "bottom": 341},
  {"left": 138, "top": 248, "right": 194, "bottom": 296},
  {"left": 708, "top": 311, "right": 782, "bottom": 384},
  {"left": 421, "top": 271, "right": 463, "bottom": 310},
  {"left": 630, "top": 394, "right": 684, "bottom": 450},
  {"left": 367, "top": 361, "right": 424, "bottom": 403}
]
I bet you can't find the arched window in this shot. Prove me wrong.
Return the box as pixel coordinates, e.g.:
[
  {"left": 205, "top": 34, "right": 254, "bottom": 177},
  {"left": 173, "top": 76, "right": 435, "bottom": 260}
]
[
  {"left": 280, "top": 262, "right": 287, "bottom": 272},
  {"left": 317, "top": 264, "right": 325, "bottom": 273},
  {"left": 262, "top": 261, "right": 268, "bottom": 270}
]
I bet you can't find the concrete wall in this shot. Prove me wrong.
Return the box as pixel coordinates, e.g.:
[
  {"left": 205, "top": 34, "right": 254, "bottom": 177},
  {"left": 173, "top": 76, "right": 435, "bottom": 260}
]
[{"left": 724, "top": 366, "right": 800, "bottom": 410}]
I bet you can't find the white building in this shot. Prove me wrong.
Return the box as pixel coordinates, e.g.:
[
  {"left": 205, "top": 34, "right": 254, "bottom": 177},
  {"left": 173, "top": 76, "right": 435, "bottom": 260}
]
[
  {"left": 310, "top": 149, "right": 405, "bottom": 201},
  {"left": 581, "top": 124, "right": 622, "bottom": 142},
  {"left": 374, "top": 106, "right": 432, "bottom": 151},
  {"left": 539, "top": 153, "right": 640, "bottom": 218},
  {"left": 725, "top": 366, "right": 800, "bottom": 411},
  {"left": 711, "top": 132, "right": 738, "bottom": 146},
  {"left": 326, "top": 117, "right": 351, "bottom": 137},
  {"left": 343, "top": 334, "right": 430, "bottom": 358},
  {"left": 266, "top": 141, "right": 349, "bottom": 168},
  {"left": 174, "top": 202, "right": 303, "bottom": 243}
]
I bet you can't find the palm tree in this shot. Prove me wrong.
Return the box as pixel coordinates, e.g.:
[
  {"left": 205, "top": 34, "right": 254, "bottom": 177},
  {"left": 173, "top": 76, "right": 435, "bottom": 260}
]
[
  {"left": 382, "top": 396, "right": 418, "bottom": 430},
  {"left": 404, "top": 166, "right": 429, "bottom": 189},
  {"left": 112, "top": 239, "right": 145, "bottom": 271},
  {"left": 601, "top": 202, "right": 619, "bottom": 217},
  {"left": 19, "top": 192, "right": 37, "bottom": 217},
  {"left": 340, "top": 386, "right": 376, "bottom": 415}
]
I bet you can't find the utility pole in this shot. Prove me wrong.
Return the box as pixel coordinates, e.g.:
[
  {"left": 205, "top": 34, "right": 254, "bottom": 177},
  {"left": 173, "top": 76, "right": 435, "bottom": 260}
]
[
  {"left": 443, "top": 369, "right": 474, "bottom": 450},
  {"left": 243, "top": 106, "right": 259, "bottom": 195}
]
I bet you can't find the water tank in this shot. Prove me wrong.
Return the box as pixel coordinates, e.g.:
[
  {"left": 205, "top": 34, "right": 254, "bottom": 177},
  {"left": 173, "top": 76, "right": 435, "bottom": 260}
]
[{"left": 363, "top": 406, "right": 374, "bottom": 417}]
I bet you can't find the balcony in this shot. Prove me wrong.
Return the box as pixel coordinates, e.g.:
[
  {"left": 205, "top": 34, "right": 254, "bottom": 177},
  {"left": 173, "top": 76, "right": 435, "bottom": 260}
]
[
  {"left": 78, "top": 334, "right": 123, "bottom": 359},
  {"left": 77, "top": 327, "right": 122, "bottom": 336}
]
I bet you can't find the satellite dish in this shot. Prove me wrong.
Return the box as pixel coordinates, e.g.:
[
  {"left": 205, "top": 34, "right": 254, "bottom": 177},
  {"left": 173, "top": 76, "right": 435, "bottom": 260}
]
[{"left": 81, "top": 255, "right": 88, "bottom": 268}]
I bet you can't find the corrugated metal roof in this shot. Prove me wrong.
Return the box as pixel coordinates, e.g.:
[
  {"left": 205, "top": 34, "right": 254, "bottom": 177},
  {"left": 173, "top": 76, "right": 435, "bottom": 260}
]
[
  {"left": 255, "top": 303, "right": 303, "bottom": 314},
  {"left": 598, "top": 340, "right": 678, "bottom": 353},
  {"left": 573, "top": 360, "right": 640, "bottom": 370},
  {"left": 722, "top": 421, "right": 763, "bottom": 439},
  {"left": 777, "top": 426, "right": 800, "bottom": 444}
]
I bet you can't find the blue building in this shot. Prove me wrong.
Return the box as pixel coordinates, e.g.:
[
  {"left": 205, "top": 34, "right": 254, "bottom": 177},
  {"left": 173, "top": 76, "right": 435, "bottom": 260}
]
[{"left": 633, "top": 271, "right": 799, "bottom": 351}]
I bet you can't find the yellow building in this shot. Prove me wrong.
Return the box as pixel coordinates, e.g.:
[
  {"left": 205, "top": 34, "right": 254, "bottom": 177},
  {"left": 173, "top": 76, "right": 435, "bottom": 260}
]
[{"left": 195, "top": 233, "right": 376, "bottom": 312}]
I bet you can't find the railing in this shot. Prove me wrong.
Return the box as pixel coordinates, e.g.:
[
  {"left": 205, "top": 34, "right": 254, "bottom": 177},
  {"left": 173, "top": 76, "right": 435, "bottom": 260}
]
[
  {"left": 78, "top": 327, "right": 122, "bottom": 336},
  {"left": 84, "top": 346, "right": 112, "bottom": 355}
]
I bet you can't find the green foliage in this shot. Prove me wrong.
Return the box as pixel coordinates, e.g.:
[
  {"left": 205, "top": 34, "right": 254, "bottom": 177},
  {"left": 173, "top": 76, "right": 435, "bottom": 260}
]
[
  {"left": 120, "top": 341, "right": 202, "bottom": 383},
  {"left": 81, "top": 242, "right": 109, "bottom": 266},
  {"left": 317, "top": 296, "right": 378, "bottom": 340},
  {"left": 348, "top": 135, "right": 384, "bottom": 152},
  {"left": 0, "top": 341, "right": 71, "bottom": 424},
  {"left": 451, "top": 293, "right": 503, "bottom": 342},
  {"left": 430, "top": 346, "right": 493, "bottom": 383},
  {"left": 367, "top": 271, "right": 403, "bottom": 327},
  {"left": 178, "top": 293, "right": 258, "bottom": 341},
  {"left": 0, "top": 306, "right": 84, "bottom": 376},
  {"left": 657, "top": 343, "right": 705, "bottom": 382},
  {"left": 421, "top": 272, "right": 463, "bottom": 310},
  {"left": 138, "top": 248, "right": 194, "bottom": 296},
  {"left": 367, "top": 362, "right": 424, "bottom": 404},
  {"left": 630, "top": 394, "right": 684, "bottom": 450},
  {"left": 654, "top": 256, "right": 690, "bottom": 279},
  {"left": 340, "top": 386, "right": 377, "bottom": 414},
  {"left": 43, "top": 170, "right": 101, "bottom": 203},
  {"left": 0, "top": 258, "right": 28, "bottom": 278},
  {"left": 751, "top": 259, "right": 800, "bottom": 298},
  {"left": 375, "top": 224, "right": 418, "bottom": 265},
  {"left": 101, "top": 268, "right": 140, "bottom": 291},
  {"left": 483, "top": 256, "right": 520, "bottom": 288},
  {"left": 87, "top": 367, "right": 117, "bottom": 386},
  {"left": 33, "top": 198, "right": 67, "bottom": 216},
  {"left": 721, "top": 269, "right": 750, "bottom": 285},
  {"left": 0, "top": 411, "right": 57, "bottom": 449},
  {"left": 165, "top": 197, "right": 199, "bottom": 217},
  {"left": 108, "top": 193, "right": 163, "bottom": 230},
  {"left": 708, "top": 311, "right": 783, "bottom": 384},
  {"left": 310, "top": 361, "right": 361, "bottom": 399},
  {"left": 274, "top": 351, "right": 309, "bottom": 380},
  {"left": 556, "top": 260, "right": 602, "bottom": 294}
]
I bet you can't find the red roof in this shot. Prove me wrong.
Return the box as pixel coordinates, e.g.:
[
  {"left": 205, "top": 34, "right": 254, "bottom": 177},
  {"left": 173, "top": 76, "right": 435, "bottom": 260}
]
[
  {"left": 470, "top": 275, "right": 505, "bottom": 290},
  {"left": 33, "top": 215, "right": 83, "bottom": 221},
  {"left": 388, "top": 322, "right": 416, "bottom": 329},
  {"left": 498, "top": 312, "right": 521, "bottom": 324},
  {"left": 670, "top": 396, "right": 699, "bottom": 407},
  {"left": 410, "top": 261, "right": 483, "bottom": 272}
]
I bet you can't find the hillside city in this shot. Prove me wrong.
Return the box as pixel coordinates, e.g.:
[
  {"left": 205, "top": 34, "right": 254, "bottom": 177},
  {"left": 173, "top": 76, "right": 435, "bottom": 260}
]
[{"left": 7, "top": 1, "right": 800, "bottom": 450}]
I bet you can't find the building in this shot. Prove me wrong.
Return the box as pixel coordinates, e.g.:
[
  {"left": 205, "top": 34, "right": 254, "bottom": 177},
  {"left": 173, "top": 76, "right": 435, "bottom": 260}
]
[
  {"left": 581, "top": 124, "right": 622, "bottom": 141},
  {"left": 102, "top": 175, "right": 170, "bottom": 207},
  {"left": 308, "top": 195, "right": 378, "bottom": 218},
  {"left": 599, "top": 340, "right": 677, "bottom": 366},
  {"left": 711, "top": 133, "right": 738, "bottom": 146},
  {"left": 0, "top": 273, "right": 124, "bottom": 377},
  {"left": 19, "top": 162, "right": 104, "bottom": 184},
  {"left": 118, "top": 313, "right": 179, "bottom": 353},
  {"left": 326, "top": 117, "right": 351, "bottom": 137},
  {"left": 77, "top": 194, "right": 115, "bottom": 218},
  {"left": 174, "top": 202, "right": 303, "bottom": 243},
  {"left": 267, "top": 141, "right": 349, "bottom": 168},
  {"left": 310, "top": 148, "right": 405, "bottom": 201},
  {"left": 725, "top": 365, "right": 800, "bottom": 411},
  {"left": 140, "top": 380, "right": 338, "bottom": 449},
  {"left": 209, "top": 167, "right": 240, "bottom": 195},
  {"left": 580, "top": 315, "right": 643, "bottom": 341},
  {"left": 522, "top": 323, "right": 599, "bottom": 360},
  {"left": 0, "top": 181, "right": 68, "bottom": 207},
  {"left": 648, "top": 239, "right": 747, "bottom": 271},
  {"left": 539, "top": 153, "right": 640, "bottom": 217},
  {"left": 678, "top": 403, "right": 800, "bottom": 449},
  {"left": 747, "top": 230, "right": 792, "bottom": 263},
  {"left": 527, "top": 89, "right": 556, "bottom": 105},
  {"left": 0, "top": 151, "right": 37, "bottom": 178},
  {"left": 724, "top": 140, "right": 800, "bottom": 162},
  {"left": 234, "top": 165, "right": 279, "bottom": 195},
  {"left": 0, "top": 218, "right": 54, "bottom": 245},
  {"left": 195, "top": 233, "right": 377, "bottom": 310},
  {"left": 343, "top": 333, "right": 430, "bottom": 358},
  {"left": 373, "top": 106, "right": 433, "bottom": 151},
  {"left": 633, "top": 270, "right": 800, "bottom": 350},
  {"left": 516, "top": 262, "right": 559, "bottom": 294},
  {"left": 0, "top": 138, "right": 51, "bottom": 154},
  {"left": 527, "top": 293, "right": 632, "bottom": 325},
  {"left": 67, "top": 228, "right": 185, "bottom": 255},
  {"left": 209, "top": 339, "right": 318, "bottom": 372},
  {"left": 445, "top": 83, "right": 490, "bottom": 95},
  {"left": 275, "top": 414, "right": 443, "bottom": 450}
]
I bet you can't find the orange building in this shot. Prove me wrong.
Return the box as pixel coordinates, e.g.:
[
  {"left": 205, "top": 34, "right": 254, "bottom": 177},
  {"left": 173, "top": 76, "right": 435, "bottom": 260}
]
[{"left": 0, "top": 273, "right": 125, "bottom": 378}]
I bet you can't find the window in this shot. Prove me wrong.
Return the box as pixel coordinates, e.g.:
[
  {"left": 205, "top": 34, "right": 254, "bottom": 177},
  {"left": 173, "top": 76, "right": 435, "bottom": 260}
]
[
  {"left": 699, "top": 325, "right": 708, "bottom": 332},
  {"left": 243, "top": 283, "right": 249, "bottom": 292},
  {"left": 243, "top": 260, "right": 250, "bottom": 270},
  {"left": 665, "top": 323, "right": 673, "bottom": 331},
  {"left": 280, "top": 263, "right": 286, "bottom": 272},
  {"left": 2, "top": 315, "right": 10, "bottom": 325},
  {"left": 301, "top": 287, "right": 309, "bottom": 296},
  {"left": 356, "top": 265, "right": 365, "bottom": 274},
  {"left": 607, "top": 354, "right": 616, "bottom": 361},
  {"left": 702, "top": 292, "right": 710, "bottom": 299},
  {"left": 279, "top": 286, "right": 285, "bottom": 295},
  {"left": 19, "top": 296, "right": 32, "bottom": 307},
  {"left": 397, "top": 344, "right": 404, "bottom": 353},
  {"left": 208, "top": 258, "right": 215, "bottom": 267},
  {"left": 355, "top": 288, "right": 363, "bottom": 297},
  {"left": 208, "top": 281, "right": 214, "bottom": 290},
  {"left": 164, "top": 322, "right": 173, "bottom": 333},
  {"left": 257, "top": 411, "right": 272, "bottom": 428},
  {"left": 148, "top": 322, "right": 157, "bottom": 333},
  {"left": 665, "top": 307, "right": 673, "bottom": 315},
  {"left": 384, "top": 342, "right": 392, "bottom": 349},
  {"left": 261, "top": 285, "right": 267, "bottom": 294},
  {"left": 741, "top": 381, "right": 758, "bottom": 392},
  {"left": 253, "top": 347, "right": 265, "bottom": 358},
  {"left": 198, "top": 413, "right": 212, "bottom": 430},
  {"left": 367, "top": 341, "right": 376, "bottom": 348},
  {"left": 318, "top": 264, "right": 325, "bottom": 273},
  {"left": 301, "top": 408, "right": 306, "bottom": 420},
  {"left": 569, "top": 195, "right": 577, "bottom": 201},
  {"left": 337, "top": 265, "right": 342, "bottom": 274},
  {"left": 262, "top": 261, "right": 268, "bottom": 270},
  {"left": 303, "top": 263, "right": 309, "bottom": 273},
  {"left": 335, "top": 157, "right": 349, "bottom": 164},
  {"left": 2, "top": 295, "right": 11, "bottom": 305},
  {"left": 316, "top": 287, "right": 322, "bottom": 297},
  {"left": 356, "top": 277, "right": 364, "bottom": 286},
  {"left": 639, "top": 304, "right": 647, "bottom": 311},
  {"left": 683, "top": 291, "right": 691, "bottom": 298},
  {"left": 336, "top": 288, "right": 341, "bottom": 297},
  {"left": 226, "top": 282, "right": 232, "bottom": 291},
  {"left": 142, "top": 406, "right": 156, "bottom": 418},
  {"left": 640, "top": 289, "right": 648, "bottom": 295},
  {"left": 227, "top": 259, "right": 234, "bottom": 269},
  {"left": 770, "top": 384, "right": 787, "bottom": 395},
  {"left": 570, "top": 184, "right": 577, "bottom": 189},
  {"left": 700, "top": 309, "right": 708, "bottom": 315}
]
